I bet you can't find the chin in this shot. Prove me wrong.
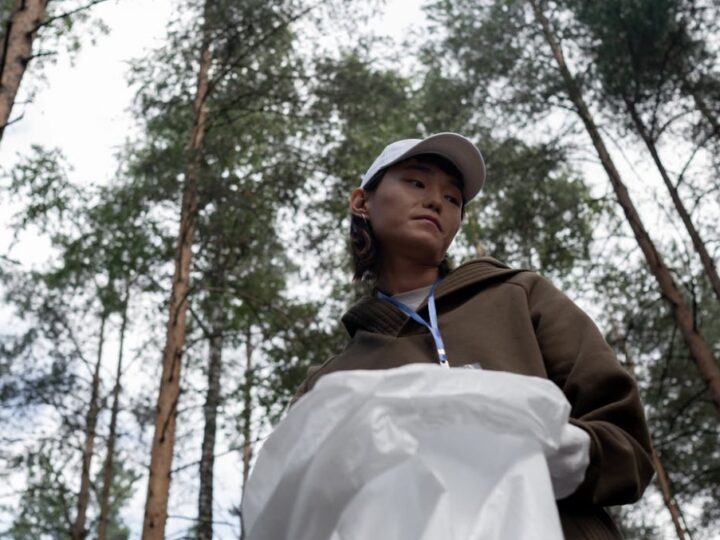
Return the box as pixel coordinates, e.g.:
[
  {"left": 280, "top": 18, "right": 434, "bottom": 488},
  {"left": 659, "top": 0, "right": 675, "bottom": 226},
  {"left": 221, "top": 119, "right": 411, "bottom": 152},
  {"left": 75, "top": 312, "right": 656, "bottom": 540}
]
[{"left": 400, "top": 240, "right": 446, "bottom": 266}]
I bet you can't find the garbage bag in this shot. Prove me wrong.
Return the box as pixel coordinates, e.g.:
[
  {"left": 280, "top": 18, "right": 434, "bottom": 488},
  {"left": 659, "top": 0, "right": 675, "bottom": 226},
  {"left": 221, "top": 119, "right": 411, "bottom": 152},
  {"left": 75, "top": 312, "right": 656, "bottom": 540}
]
[{"left": 242, "top": 364, "right": 569, "bottom": 540}]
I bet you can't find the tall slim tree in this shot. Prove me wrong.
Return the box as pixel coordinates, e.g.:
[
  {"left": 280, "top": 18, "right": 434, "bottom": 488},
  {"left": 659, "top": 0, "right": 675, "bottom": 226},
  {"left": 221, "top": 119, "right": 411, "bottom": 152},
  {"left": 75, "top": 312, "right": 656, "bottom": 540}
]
[
  {"left": 422, "top": 0, "right": 720, "bottom": 413},
  {"left": 71, "top": 310, "right": 107, "bottom": 540},
  {"left": 0, "top": 0, "right": 46, "bottom": 140},
  {"left": 0, "top": 0, "right": 108, "bottom": 144},
  {"left": 196, "top": 288, "right": 224, "bottom": 540},
  {"left": 526, "top": 0, "right": 720, "bottom": 413},
  {"left": 97, "top": 288, "right": 129, "bottom": 540},
  {"left": 137, "top": 0, "right": 325, "bottom": 534},
  {"left": 141, "top": 3, "right": 211, "bottom": 534},
  {"left": 564, "top": 0, "right": 720, "bottom": 304}
]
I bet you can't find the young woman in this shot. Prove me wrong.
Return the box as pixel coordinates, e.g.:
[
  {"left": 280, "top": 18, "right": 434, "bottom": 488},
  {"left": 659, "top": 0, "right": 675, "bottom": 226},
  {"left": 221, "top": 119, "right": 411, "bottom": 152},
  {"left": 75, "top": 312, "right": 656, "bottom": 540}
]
[{"left": 292, "top": 133, "right": 654, "bottom": 539}]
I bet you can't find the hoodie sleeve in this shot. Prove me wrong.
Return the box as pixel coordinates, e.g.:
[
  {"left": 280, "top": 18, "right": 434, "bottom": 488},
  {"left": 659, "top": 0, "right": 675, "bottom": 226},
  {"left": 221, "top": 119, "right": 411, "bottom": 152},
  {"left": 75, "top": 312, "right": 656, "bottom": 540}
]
[
  {"left": 524, "top": 274, "right": 655, "bottom": 506},
  {"left": 289, "top": 362, "right": 331, "bottom": 408}
]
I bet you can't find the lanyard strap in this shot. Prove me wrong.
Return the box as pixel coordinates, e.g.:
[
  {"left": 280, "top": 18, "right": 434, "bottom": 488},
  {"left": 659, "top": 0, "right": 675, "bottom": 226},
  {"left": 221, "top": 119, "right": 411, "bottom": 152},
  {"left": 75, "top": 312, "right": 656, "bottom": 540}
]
[{"left": 377, "top": 280, "right": 449, "bottom": 368}]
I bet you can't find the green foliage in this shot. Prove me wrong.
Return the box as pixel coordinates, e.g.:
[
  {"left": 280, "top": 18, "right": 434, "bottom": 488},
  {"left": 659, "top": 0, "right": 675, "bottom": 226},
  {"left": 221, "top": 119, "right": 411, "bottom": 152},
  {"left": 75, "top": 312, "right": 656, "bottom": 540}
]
[
  {"left": 92, "top": 457, "right": 140, "bottom": 540},
  {"left": 464, "top": 139, "right": 603, "bottom": 275},
  {"left": 1, "top": 146, "right": 82, "bottom": 236},
  {"left": 2, "top": 442, "right": 137, "bottom": 539},
  {"left": 304, "top": 49, "right": 602, "bottom": 284},
  {"left": 5, "top": 444, "right": 74, "bottom": 539},
  {"left": 597, "top": 258, "right": 720, "bottom": 536},
  {"left": 424, "top": 0, "right": 569, "bottom": 123}
]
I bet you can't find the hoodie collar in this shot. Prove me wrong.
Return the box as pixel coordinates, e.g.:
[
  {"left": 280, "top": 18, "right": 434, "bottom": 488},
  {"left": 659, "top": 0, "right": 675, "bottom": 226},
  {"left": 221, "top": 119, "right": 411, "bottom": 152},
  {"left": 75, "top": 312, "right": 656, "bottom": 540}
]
[{"left": 342, "top": 257, "right": 523, "bottom": 337}]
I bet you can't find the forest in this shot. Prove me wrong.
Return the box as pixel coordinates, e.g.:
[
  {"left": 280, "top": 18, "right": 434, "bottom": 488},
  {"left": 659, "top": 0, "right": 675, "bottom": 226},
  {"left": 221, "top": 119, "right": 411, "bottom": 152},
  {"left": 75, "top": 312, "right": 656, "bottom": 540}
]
[{"left": 0, "top": 0, "right": 718, "bottom": 538}]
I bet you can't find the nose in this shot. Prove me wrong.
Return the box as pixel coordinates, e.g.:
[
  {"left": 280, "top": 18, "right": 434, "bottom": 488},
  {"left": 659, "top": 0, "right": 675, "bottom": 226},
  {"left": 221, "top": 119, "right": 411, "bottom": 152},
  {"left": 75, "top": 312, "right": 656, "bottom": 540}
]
[{"left": 423, "top": 184, "right": 443, "bottom": 214}]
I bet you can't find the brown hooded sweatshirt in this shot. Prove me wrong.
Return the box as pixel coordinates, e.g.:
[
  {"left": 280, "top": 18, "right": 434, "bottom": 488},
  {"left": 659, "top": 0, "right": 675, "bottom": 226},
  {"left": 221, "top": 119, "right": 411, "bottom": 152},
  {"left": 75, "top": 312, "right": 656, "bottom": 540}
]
[{"left": 292, "top": 257, "right": 654, "bottom": 539}]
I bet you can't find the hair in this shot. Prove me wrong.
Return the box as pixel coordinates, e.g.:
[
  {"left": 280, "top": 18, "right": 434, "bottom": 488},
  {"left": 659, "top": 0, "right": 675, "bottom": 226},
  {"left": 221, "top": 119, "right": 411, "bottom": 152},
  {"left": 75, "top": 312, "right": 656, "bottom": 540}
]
[{"left": 350, "top": 153, "right": 464, "bottom": 282}]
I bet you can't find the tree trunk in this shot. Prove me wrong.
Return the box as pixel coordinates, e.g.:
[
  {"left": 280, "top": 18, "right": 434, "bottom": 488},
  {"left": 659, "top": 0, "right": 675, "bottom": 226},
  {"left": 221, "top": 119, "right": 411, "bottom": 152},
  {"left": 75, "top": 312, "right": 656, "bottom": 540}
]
[
  {"left": 239, "top": 327, "right": 254, "bottom": 540},
  {"left": 625, "top": 99, "right": 720, "bottom": 305},
  {"left": 0, "top": 0, "right": 47, "bottom": 143},
  {"left": 616, "top": 332, "right": 688, "bottom": 540},
  {"left": 197, "top": 301, "right": 224, "bottom": 540},
  {"left": 651, "top": 447, "right": 688, "bottom": 540},
  {"left": 71, "top": 313, "right": 107, "bottom": 540},
  {"left": 529, "top": 0, "right": 720, "bottom": 415},
  {"left": 97, "top": 295, "right": 129, "bottom": 540},
  {"left": 141, "top": 7, "right": 212, "bottom": 539},
  {"left": 241, "top": 327, "right": 254, "bottom": 485}
]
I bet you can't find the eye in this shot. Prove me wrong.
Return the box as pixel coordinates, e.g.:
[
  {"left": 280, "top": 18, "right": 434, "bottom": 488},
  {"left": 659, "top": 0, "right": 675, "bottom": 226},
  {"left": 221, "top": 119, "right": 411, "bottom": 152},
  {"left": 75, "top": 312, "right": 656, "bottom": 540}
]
[
  {"left": 407, "top": 178, "right": 425, "bottom": 188},
  {"left": 445, "top": 194, "right": 461, "bottom": 206}
]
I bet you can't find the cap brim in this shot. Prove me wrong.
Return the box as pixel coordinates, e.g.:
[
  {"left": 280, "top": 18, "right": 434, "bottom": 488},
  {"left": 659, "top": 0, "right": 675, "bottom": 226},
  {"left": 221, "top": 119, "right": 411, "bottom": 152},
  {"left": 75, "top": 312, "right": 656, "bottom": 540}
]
[{"left": 390, "top": 132, "right": 486, "bottom": 201}]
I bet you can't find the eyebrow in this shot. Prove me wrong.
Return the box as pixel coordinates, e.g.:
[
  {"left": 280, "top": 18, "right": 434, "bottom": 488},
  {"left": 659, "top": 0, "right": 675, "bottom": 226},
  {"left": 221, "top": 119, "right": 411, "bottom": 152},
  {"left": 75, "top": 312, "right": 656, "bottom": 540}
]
[
  {"left": 400, "top": 163, "right": 463, "bottom": 192},
  {"left": 401, "top": 163, "right": 434, "bottom": 173}
]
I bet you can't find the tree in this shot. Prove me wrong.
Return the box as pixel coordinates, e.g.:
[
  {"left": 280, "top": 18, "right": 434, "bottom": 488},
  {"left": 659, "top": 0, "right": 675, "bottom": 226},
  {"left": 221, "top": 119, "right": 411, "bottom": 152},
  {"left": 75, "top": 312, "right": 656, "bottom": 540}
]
[
  {"left": 0, "top": 0, "right": 47, "bottom": 140},
  {"left": 563, "top": 0, "right": 720, "bottom": 305},
  {"left": 0, "top": 0, "right": 109, "bottom": 144},
  {"left": 131, "top": 0, "right": 327, "bottom": 535},
  {"left": 5, "top": 443, "right": 76, "bottom": 539},
  {"left": 1, "top": 147, "right": 168, "bottom": 539},
  {"left": 597, "top": 257, "right": 719, "bottom": 537},
  {"left": 141, "top": 5, "right": 211, "bottom": 536},
  {"left": 527, "top": 0, "right": 720, "bottom": 413},
  {"left": 422, "top": 0, "right": 720, "bottom": 414}
]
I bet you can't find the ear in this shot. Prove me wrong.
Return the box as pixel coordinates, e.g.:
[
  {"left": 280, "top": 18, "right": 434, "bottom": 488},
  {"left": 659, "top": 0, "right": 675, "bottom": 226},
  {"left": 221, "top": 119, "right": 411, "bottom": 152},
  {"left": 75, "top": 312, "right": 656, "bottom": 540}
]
[{"left": 349, "top": 187, "right": 370, "bottom": 217}]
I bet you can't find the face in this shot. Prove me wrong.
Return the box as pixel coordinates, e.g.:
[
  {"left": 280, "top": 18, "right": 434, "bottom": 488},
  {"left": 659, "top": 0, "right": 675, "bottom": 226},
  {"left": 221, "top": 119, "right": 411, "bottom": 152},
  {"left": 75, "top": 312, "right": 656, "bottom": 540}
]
[{"left": 350, "top": 158, "right": 463, "bottom": 265}]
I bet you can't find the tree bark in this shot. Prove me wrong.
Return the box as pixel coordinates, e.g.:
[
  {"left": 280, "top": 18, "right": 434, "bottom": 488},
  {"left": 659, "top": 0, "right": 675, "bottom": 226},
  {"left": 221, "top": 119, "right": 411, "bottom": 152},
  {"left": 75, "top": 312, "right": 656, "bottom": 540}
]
[
  {"left": 0, "top": 0, "right": 47, "bottom": 143},
  {"left": 141, "top": 6, "right": 212, "bottom": 539},
  {"left": 197, "top": 301, "right": 224, "bottom": 540},
  {"left": 241, "top": 327, "right": 254, "bottom": 486},
  {"left": 239, "top": 327, "right": 254, "bottom": 540},
  {"left": 71, "top": 313, "right": 107, "bottom": 540},
  {"left": 625, "top": 98, "right": 720, "bottom": 305},
  {"left": 529, "top": 0, "right": 720, "bottom": 415},
  {"left": 97, "top": 294, "right": 129, "bottom": 540},
  {"left": 617, "top": 332, "right": 688, "bottom": 540},
  {"left": 651, "top": 447, "right": 688, "bottom": 540}
]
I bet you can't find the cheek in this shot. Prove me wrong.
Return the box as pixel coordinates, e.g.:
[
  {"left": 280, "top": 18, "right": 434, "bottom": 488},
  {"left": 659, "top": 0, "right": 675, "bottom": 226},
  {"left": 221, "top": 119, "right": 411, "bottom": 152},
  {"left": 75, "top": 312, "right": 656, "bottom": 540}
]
[
  {"left": 368, "top": 190, "right": 407, "bottom": 226},
  {"left": 443, "top": 214, "right": 462, "bottom": 245}
]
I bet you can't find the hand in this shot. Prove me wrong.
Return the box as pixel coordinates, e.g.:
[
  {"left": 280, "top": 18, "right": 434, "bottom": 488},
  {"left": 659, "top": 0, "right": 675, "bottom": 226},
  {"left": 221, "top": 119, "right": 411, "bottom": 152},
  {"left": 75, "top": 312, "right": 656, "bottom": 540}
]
[{"left": 546, "top": 423, "right": 591, "bottom": 499}]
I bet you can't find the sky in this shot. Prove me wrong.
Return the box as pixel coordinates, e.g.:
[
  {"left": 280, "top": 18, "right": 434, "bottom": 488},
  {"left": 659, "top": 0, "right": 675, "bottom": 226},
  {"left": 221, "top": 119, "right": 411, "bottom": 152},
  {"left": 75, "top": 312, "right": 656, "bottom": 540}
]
[{"left": 0, "top": 0, "right": 174, "bottom": 185}]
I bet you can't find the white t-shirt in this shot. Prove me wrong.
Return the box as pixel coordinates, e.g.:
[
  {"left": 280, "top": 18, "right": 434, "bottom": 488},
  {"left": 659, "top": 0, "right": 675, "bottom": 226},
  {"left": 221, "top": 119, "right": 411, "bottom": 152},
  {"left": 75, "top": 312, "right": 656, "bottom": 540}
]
[{"left": 390, "top": 284, "right": 433, "bottom": 311}]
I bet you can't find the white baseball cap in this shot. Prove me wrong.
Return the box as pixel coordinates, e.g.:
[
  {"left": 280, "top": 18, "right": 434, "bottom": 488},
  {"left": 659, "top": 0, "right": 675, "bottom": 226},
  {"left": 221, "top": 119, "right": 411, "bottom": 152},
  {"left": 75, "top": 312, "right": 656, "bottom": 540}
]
[{"left": 360, "top": 132, "right": 486, "bottom": 201}]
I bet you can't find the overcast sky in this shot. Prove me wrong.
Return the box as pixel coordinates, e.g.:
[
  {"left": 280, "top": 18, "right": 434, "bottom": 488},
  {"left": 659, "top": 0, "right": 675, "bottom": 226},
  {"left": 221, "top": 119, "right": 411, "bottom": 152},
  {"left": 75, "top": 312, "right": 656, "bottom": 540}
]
[{"left": 0, "top": 0, "right": 173, "bottom": 182}]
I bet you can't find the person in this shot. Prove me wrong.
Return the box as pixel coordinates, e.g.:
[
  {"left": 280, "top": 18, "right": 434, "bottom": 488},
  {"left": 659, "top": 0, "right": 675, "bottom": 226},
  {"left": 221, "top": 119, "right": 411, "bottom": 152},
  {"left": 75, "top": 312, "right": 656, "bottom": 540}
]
[{"left": 291, "top": 132, "right": 654, "bottom": 539}]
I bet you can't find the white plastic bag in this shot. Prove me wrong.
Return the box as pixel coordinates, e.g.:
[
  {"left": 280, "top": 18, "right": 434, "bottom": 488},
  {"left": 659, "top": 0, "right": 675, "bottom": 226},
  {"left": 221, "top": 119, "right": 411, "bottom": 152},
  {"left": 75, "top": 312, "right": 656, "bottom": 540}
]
[{"left": 242, "top": 364, "right": 569, "bottom": 540}]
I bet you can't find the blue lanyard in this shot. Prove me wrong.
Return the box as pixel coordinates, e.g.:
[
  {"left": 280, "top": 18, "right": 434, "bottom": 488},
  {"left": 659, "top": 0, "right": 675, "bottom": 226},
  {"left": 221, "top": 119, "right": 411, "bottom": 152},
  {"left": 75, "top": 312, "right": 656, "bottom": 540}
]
[{"left": 377, "top": 280, "right": 449, "bottom": 368}]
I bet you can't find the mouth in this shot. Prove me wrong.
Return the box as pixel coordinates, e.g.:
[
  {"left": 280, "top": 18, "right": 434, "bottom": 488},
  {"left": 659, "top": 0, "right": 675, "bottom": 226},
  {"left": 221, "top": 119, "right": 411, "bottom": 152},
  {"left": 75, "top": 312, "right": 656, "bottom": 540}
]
[{"left": 413, "top": 215, "right": 442, "bottom": 232}]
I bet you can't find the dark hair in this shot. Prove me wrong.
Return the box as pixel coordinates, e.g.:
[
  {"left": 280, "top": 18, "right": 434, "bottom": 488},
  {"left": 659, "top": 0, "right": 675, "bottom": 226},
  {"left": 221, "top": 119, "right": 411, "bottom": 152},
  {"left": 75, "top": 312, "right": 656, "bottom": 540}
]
[{"left": 350, "top": 153, "right": 464, "bottom": 282}]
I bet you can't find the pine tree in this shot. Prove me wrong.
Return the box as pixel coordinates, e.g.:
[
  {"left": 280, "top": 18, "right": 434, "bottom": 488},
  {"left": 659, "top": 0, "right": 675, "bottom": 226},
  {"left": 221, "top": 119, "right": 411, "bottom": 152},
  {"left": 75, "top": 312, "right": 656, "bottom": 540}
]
[
  {"left": 0, "top": 0, "right": 108, "bottom": 144},
  {"left": 562, "top": 0, "right": 720, "bottom": 305},
  {"left": 421, "top": 0, "right": 720, "bottom": 414}
]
